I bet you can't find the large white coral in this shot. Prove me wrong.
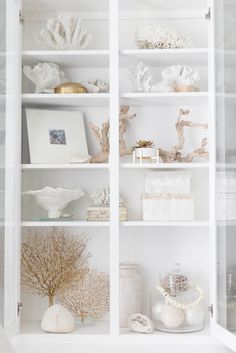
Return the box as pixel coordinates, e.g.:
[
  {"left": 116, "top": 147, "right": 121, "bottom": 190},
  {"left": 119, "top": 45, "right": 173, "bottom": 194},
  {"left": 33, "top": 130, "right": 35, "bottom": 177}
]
[
  {"left": 23, "top": 63, "right": 68, "bottom": 93},
  {"left": 128, "top": 62, "right": 152, "bottom": 92},
  {"left": 135, "top": 25, "right": 193, "bottom": 49},
  {"left": 39, "top": 14, "right": 92, "bottom": 50},
  {"left": 161, "top": 65, "right": 200, "bottom": 88}
]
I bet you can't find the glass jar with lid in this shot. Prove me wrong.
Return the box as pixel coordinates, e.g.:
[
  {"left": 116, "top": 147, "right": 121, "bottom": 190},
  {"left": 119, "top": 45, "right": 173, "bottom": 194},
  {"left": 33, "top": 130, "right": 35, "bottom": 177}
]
[{"left": 150, "top": 263, "right": 205, "bottom": 333}]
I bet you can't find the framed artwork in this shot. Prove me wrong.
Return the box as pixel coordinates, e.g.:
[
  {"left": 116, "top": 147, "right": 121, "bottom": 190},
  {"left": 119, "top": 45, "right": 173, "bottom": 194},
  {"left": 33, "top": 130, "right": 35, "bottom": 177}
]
[{"left": 26, "top": 108, "right": 89, "bottom": 164}]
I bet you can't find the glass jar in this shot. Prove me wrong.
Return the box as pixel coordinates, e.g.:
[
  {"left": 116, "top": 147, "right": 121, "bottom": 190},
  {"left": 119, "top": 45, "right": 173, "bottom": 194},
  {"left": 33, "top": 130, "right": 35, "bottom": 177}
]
[
  {"left": 150, "top": 263, "right": 205, "bottom": 333},
  {"left": 119, "top": 262, "right": 144, "bottom": 328}
]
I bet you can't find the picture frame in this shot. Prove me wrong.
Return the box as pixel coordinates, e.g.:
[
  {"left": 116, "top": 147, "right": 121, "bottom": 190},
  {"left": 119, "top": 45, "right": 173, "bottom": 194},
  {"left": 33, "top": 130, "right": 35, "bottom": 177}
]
[{"left": 25, "top": 108, "right": 89, "bottom": 164}]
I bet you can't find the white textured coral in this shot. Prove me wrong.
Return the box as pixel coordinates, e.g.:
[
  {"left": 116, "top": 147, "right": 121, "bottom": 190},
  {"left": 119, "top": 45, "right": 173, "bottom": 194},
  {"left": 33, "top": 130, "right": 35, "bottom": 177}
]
[
  {"left": 39, "top": 14, "right": 92, "bottom": 50},
  {"left": 91, "top": 187, "right": 124, "bottom": 207},
  {"left": 161, "top": 65, "right": 200, "bottom": 88},
  {"left": 135, "top": 25, "right": 193, "bottom": 49},
  {"left": 128, "top": 62, "right": 152, "bottom": 92},
  {"left": 23, "top": 63, "right": 68, "bottom": 93},
  {"left": 82, "top": 79, "right": 109, "bottom": 93}
]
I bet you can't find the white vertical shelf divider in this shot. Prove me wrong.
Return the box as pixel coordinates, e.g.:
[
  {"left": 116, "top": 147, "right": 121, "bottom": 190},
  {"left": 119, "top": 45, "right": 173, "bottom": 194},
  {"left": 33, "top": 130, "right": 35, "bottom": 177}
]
[{"left": 109, "top": 0, "right": 120, "bottom": 335}]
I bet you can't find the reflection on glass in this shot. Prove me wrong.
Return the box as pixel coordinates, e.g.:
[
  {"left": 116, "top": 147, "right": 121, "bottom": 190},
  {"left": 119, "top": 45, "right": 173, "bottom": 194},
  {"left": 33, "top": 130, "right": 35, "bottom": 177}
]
[
  {"left": 0, "top": 0, "right": 6, "bottom": 326},
  {"left": 216, "top": 0, "right": 236, "bottom": 333}
]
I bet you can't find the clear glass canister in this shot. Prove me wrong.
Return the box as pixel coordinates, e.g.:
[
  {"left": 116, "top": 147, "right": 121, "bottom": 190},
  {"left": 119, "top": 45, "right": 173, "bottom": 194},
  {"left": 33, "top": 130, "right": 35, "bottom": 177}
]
[{"left": 150, "top": 263, "right": 205, "bottom": 333}]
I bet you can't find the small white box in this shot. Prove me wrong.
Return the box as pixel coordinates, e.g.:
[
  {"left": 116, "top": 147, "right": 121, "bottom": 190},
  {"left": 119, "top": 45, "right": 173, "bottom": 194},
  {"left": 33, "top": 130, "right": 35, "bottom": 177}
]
[
  {"left": 145, "top": 172, "right": 191, "bottom": 194},
  {"left": 216, "top": 172, "right": 236, "bottom": 194},
  {"left": 216, "top": 193, "right": 236, "bottom": 220},
  {"left": 143, "top": 193, "right": 194, "bottom": 221}
]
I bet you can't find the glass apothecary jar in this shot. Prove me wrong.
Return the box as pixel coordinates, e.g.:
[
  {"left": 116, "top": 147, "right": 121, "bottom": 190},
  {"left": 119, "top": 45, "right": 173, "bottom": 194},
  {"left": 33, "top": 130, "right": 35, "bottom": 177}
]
[{"left": 150, "top": 263, "right": 205, "bottom": 333}]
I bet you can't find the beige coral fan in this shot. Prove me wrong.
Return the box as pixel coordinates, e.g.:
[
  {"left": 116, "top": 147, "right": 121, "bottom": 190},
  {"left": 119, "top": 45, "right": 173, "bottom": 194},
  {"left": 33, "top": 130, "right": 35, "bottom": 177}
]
[
  {"left": 58, "top": 269, "right": 110, "bottom": 322},
  {"left": 135, "top": 25, "right": 193, "bottom": 49}
]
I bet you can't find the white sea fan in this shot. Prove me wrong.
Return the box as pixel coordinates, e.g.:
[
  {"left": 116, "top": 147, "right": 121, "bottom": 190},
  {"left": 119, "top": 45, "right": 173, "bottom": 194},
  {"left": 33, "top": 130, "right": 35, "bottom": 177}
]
[
  {"left": 91, "top": 187, "right": 124, "bottom": 207},
  {"left": 161, "top": 65, "right": 200, "bottom": 88},
  {"left": 135, "top": 25, "right": 193, "bottom": 49},
  {"left": 23, "top": 63, "right": 68, "bottom": 93},
  {"left": 128, "top": 62, "right": 152, "bottom": 92},
  {"left": 39, "top": 14, "right": 92, "bottom": 50}
]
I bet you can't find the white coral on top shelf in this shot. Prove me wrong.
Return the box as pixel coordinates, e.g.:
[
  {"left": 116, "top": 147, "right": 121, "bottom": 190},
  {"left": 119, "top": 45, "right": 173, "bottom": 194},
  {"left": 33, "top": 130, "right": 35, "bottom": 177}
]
[
  {"left": 23, "top": 63, "right": 68, "bottom": 93},
  {"left": 135, "top": 25, "right": 193, "bottom": 50},
  {"left": 39, "top": 14, "right": 92, "bottom": 50}
]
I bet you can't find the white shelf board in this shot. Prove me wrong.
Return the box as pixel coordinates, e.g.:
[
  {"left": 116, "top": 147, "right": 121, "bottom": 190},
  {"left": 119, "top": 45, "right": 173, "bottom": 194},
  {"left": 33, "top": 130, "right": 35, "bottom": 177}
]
[
  {"left": 21, "top": 164, "right": 109, "bottom": 170},
  {"left": 21, "top": 221, "right": 110, "bottom": 227},
  {"left": 23, "top": 0, "right": 109, "bottom": 13},
  {"left": 22, "top": 50, "right": 109, "bottom": 68},
  {"left": 119, "top": 0, "right": 209, "bottom": 11},
  {"left": 19, "top": 320, "right": 109, "bottom": 336},
  {"left": 22, "top": 93, "right": 110, "bottom": 107},
  {"left": 121, "top": 221, "right": 210, "bottom": 227},
  {"left": 120, "top": 49, "right": 208, "bottom": 67},
  {"left": 120, "top": 92, "right": 209, "bottom": 106},
  {"left": 121, "top": 163, "right": 209, "bottom": 170}
]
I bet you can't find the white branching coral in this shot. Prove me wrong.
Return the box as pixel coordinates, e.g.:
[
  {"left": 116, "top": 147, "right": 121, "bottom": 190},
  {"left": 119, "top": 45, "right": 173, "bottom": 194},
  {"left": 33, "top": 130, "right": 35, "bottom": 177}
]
[
  {"left": 128, "top": 62, "right": 152, "bottom": 92},
  {"left": 23, "top": 63, "right": 68, "bottom": 93},
  {"left": 39, "top": 14, "right": 92, "bottom": 50},
  {"left": 90, "top": 187, "right": 124, "bottom": 207},
  {"left": 160, "top": 65, "right": 200, "bottom": 91},
  {"left": 135, "top": 25, "right": 193, "bottom": 49},
  {"left": 82, "top": 79, "right": 109, "bottom": 93},
  {"left": 58, "top": 269, "right": 110, "bottom": 322}
]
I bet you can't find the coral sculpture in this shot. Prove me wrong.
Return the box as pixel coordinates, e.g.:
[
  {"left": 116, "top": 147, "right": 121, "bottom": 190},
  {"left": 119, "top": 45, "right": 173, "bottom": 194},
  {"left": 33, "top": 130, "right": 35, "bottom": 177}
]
[
  {"left": 21, "top": 228, "right": 90, "bottom": 306},
  {"left": 128, "top": 63, "right": 152, "bottom": 92},
  {"left": 82, "top": 79, "right": 109, "bottom": 93},
  {"left": 159, "top": 109, "right": 209, "bottom": 163},
  {"left": 89, "top": 106, "right": 136, "bottom": 162},
  {"left": 39, "top": 14, "right": 92, "bottom": 50},
  {"left": 90, "top": 187, "right": 124, "bottom": 207},
  {"left": 159, "top": 65, "right": 200, "bottom": 92},
  {"left": 135, "top": 25, "right": 193, "bottom": 49},
  {"left": 23, "top": 63, "right": 68, "bottom": 93},
  {"left": 58, "top": 269, "right": 110, "bottom": 322}
]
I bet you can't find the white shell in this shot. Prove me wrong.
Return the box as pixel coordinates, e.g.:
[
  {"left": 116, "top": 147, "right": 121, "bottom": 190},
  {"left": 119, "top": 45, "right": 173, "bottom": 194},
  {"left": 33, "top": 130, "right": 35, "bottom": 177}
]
[
  {"left": 161, "top": 65, "right": 200, "bottom": 88},
  {"left": 39, "top": 14, "right": 92, "bottom": 50},
  {"left": 130, "top": 313, "right": 154, "bottom": 334},
  {"left": 70, "top": 154, "right": 91, "bottom": 164},
  {"left": 185, "top": 306, "right": 204, "bottom": 326},
  {"left": 82, "top": 79, "right": 109, "bottom": 93},
  {"left": 151, "top": 303, "right": 164, "bottom": 323},
  {"left": 23, "top": 186, "right": 85, "bottom": 218},
  {"left": 128, "top": 62, "right": 152, "bottom": 92},
  {"left": 135, "top": 25, "right": 193, "bottom": 50},
  {"left": 161, "top": 305, "right": 185, "bottom": 328},
  {"left": 41, "top": 304, "right": 75, "bottom": 333},
  {"left": 23, "top": 63, "right": 68, "bottom": 93}
]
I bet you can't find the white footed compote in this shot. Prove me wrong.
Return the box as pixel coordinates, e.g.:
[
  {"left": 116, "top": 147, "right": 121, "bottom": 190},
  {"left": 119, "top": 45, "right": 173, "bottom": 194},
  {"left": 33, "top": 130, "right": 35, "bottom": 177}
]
[{"left": 23, "top": 186, "right": 85, "bottom": 219}]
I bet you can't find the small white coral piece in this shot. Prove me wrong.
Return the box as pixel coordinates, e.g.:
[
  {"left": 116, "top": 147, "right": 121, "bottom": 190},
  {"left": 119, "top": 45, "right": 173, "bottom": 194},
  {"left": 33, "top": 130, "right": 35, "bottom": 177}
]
[
  {"left": 151, "top": 81, "right": 174, "bottom": 93},
  {"left": 41, "top": 304, "right": 75, "bottom": 333},
  {"left": 128, "top": 62, "right": 152, "bottom": 92},
  {"left": 161, "top": 65, "right": 200, "bottom": 88},
  {"left": 39, "top": 14, "right": 92, "bottom": 50},
  {"left": 91, "top": 187, "right": 124, "bottom": 207},
  {"left": 135, "top": 25, "right": 193, "bottom": 49},
  {"left": 130, "top": 314, "right": 154, "bottom": 334},
  {"left": 82, "top": 79, "right": 109, "bottom": 93},
  {"left": 23, "top": 63, "right": 68, "bottom": 93},
  {"left": 70, "top": 154, "right": 91, "bottom": 164}
]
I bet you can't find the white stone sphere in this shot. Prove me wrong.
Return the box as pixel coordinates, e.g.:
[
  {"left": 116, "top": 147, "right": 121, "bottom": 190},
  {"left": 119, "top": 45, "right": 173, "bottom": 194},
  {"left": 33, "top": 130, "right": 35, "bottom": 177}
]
[{"left": 161, "top": 304, "right": 184, "bottom": 328}]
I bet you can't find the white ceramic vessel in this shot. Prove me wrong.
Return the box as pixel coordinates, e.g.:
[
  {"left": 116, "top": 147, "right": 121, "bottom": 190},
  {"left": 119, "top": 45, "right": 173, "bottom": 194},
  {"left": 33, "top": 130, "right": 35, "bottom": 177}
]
[{"left": 23, "top": 186, "right": 85, "bottom": 219}]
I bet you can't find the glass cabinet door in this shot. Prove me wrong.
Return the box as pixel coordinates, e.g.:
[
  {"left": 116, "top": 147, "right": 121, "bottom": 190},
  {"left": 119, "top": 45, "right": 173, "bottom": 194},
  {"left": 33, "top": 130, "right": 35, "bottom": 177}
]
[{"left": 213, "top": 0, "right": 236, "bottom": 351}]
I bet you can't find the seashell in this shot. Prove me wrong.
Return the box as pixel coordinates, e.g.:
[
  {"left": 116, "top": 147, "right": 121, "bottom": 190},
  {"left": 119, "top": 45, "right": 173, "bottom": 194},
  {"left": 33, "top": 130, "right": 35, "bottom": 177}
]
[
  {"left": 41, "top": 304, "right": 75, "bottom": 333},
  {"left": 82, "top": 79, "right": 110, "bottom": 93},
  {"left": 22, "top": 186, "right": 85, "bottom": 219},
  {"left": 70, "top": 154, "right": 91, "bottom": 164},
  {"left": 23, "top": 63, "right": 68, "bottom": 93},
  {"left": 128, "top": 62, "right": 152, "bottom": 92},
  {"left": 161, "top": 304, "right": 184, "bottom": 328},
  {"left": 161, "top": 65, "right": 200, "bottom": 90},
  {"left": 130, "top": 313, "right": 154, "bottom": 334},
  {"left": 135, "top": 25, "right": 193, "bottom": 50},
  {"left": 39, "top": 14, "right": 92, "bottom": 50}
]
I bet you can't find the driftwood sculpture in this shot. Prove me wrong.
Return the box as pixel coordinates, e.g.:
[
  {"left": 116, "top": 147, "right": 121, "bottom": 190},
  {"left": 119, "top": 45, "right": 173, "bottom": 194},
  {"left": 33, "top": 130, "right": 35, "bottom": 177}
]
[
  {"left": 89, "top": 106, "right": 136, "bottom": 163},
  {"left": 159, "top": 109, "right": 209, "bottom": 163}
]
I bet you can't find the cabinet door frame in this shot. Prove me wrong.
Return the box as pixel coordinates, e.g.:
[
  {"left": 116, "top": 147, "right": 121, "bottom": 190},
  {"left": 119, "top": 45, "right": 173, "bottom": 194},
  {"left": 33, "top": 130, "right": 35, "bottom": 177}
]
[{"left": 4, "top": 0, "right": 22, "bottom": 336}]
